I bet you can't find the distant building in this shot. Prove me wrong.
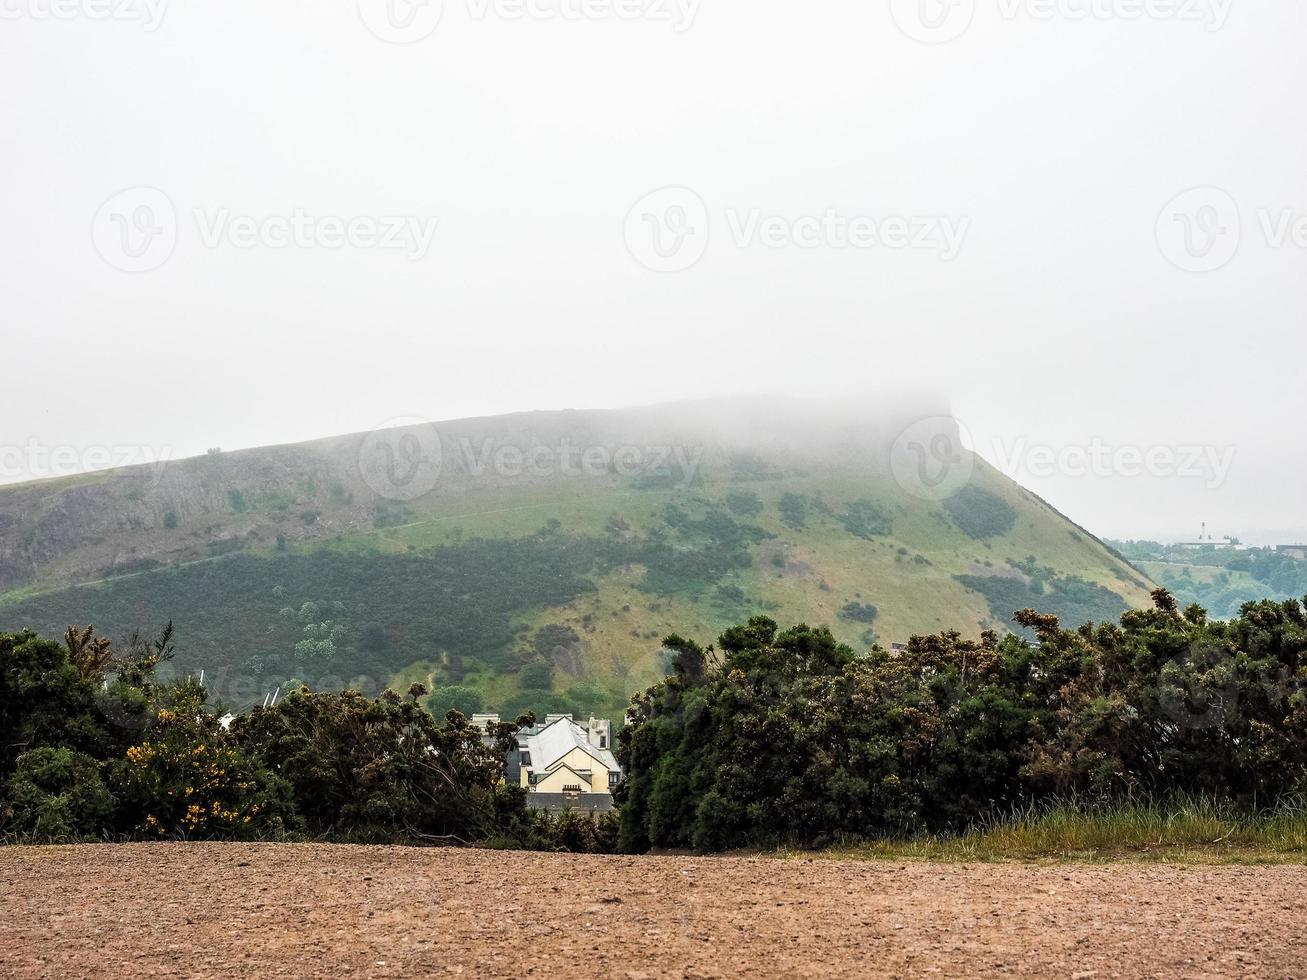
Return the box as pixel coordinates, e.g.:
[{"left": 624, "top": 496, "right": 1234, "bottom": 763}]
[
  {"left": 472, "top": 713, "right": 621, "bottom": 813},
  {"left": 1175, "top": 523, "right": 1243, "bottom": 551},
  {"left": 1277, "top": 545, "right": 1307, "bottom": 561},
  {"left": 1175, "top": 538, "right": 1238, "bottom": 551}
]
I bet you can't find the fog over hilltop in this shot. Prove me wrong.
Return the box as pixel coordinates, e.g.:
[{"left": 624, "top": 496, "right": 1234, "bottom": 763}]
[{"left": 3, "top": 1, "right": 1304, "bottom": 542}]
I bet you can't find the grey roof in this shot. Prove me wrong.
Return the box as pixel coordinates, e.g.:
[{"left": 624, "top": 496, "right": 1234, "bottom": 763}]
[{"left": 521, "top": 717, "right": 619, "bottom": 775}]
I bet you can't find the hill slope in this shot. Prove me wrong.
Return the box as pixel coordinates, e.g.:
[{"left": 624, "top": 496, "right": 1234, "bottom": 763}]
[{"left": 0, "top": 398, "right": 1152, "bottom": 719}]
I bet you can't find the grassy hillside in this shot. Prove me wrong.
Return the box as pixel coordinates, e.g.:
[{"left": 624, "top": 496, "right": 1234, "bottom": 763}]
[{"left": 0, "top": 399, "right": 1152, "bottom": 720}]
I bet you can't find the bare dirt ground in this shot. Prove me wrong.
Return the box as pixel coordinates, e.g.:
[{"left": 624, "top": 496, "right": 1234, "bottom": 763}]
[{"left": 1, "top": 844, "right": 1304, "bottom": 978}]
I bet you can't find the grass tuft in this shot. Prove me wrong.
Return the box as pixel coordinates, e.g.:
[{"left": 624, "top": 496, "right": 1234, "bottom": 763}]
[{"left": 794, "top": 795, "right": 1307, "bottom": 865}]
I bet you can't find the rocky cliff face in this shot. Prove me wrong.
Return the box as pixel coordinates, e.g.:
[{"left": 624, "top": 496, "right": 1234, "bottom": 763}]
[{"left": 0, "top": 443, "right": 370, "bottom": 591}]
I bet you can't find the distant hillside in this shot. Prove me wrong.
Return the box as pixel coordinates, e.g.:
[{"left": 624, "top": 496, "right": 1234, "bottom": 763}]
[
  {"left": 0, "top": 398, "right": 1153, "bottom": 720},
  {"left": 1111, "top": 539, "right": 1307, "bottom": 620}
]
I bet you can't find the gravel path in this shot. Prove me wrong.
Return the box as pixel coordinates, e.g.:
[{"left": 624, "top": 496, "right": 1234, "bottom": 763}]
[{"left": 1, "top": 843, "right": 1304, "bottom": 978}]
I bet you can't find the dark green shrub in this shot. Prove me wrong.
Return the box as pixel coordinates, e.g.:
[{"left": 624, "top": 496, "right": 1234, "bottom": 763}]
[
  {"left": 724, "top": 491, "right": 763, "bottom": 518},
  {"left": 232, "top": 687, "right": 521, "bottom": 842},
  {"left": 839, "top": 602, "right": 878, "bottom": 624},
  {"left": 618, "top": 594, "right": 1307, "bottom": 853},
  {"left": 428, "top": 685, "right": 486, "bottom": 720},
  {"left": 519, "top": 655, "right": 556, "bottom": 690},
  {"left": 944, "top": 486, "right": 1017, "bottom": 539},
  {"left": 7, "top": 748, "right": 114, "bottom": 839},
  {"left": 840, "top": 499, "right": 892, "bottom": 539},
  {"left": 778, "top": 493, "right": 808, "bottom": 530}
]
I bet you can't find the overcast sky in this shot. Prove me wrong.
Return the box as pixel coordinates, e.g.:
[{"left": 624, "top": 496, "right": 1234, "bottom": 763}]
[{"left": 2, "top": 0, "right": 1304, "bottom": 542}]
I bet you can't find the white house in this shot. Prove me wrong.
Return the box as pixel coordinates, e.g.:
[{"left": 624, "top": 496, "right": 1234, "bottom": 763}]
[{"left": 474, "top": 712, "right": 621, "bottom": 812}]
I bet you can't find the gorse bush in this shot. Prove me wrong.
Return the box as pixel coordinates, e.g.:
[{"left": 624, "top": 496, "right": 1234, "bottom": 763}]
[
  {"left": 616, "top": 590, "right": 1307, "bottom": 852},
  {"left": 0, "top": 625, "right": 606, "bottom": 850},
  {"left": 117, "top": 687, "right": 298, "bottom": 840},
  {"left": 7, "top": 748, "right": 114, "bottom": 839},
  {"left": 232, "top": 686, "right": 519, "bottom": 843},
  {"left": 6, "top": 589, "right": 1306, "bottom": 855},
  {"left": 0, "top": 625, "right": 297, "bottom": 840}
]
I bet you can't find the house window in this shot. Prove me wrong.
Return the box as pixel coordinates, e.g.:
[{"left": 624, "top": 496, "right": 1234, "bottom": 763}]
[
  {"left": 599, "top": 736, "right": 607, "bottom": 748},
  {"left": 519, "top": 751, "right": 531, "bottom": 766},
  {"left": 608, "top": 771, "right": 619, "bottom": 788}
]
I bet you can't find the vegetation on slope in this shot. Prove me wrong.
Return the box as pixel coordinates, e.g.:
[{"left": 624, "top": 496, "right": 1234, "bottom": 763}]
[
  {"left": 1112, "top": 540, "right": 1307, "bottom": 620},
  {"left": 1, "top": 466, "right": 1149, "bottom": 723},
  {"left": 0, "top": 406, "right": 1152, "bottom": 722}
]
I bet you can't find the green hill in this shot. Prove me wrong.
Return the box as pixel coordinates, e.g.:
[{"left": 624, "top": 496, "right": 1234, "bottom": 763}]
[{"left": 0, "top": 398, "right": 1152, "bottom": 720}]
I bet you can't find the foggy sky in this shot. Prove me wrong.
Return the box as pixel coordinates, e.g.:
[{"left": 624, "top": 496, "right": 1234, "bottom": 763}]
[{"left": 2, "top": 0, "right": 1304, "bottom": 543}]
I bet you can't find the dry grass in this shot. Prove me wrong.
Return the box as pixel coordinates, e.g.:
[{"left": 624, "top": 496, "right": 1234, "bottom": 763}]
[{"left": 796, "top": 796, "right": 1307, "bottom": 865}]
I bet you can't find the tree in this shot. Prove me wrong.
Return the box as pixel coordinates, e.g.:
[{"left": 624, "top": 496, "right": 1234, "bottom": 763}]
[
  {"left": 618, "top": 594, "right": 1307, "bottom": 853},
  {"left": 232, "top": 687, "right": 528, "bottom": 843}
]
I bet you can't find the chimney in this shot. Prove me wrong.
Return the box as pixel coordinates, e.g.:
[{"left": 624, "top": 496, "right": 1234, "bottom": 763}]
[{"left": 587, "top": 716, "right": 612, "bottom": 750}]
